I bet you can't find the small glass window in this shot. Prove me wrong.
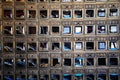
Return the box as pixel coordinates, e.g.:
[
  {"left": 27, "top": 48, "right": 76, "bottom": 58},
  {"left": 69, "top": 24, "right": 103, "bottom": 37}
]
[
  {"left": 51, "top": 74, "right": 60, "bottom": 80},
  {"left": 85, "top": 25, "right": 94, "bottom": 34},
  {"left": 40, "top": 10, "right": 47, "bottom": 18},
  {"left": 3, "top": 9, "right": 12, "bottom": 19},
  {"left": 27, "top": 43, "right": 36, "bottom": 51},
  {"left": 3, "top": 42, "right": 13, "bottom": 52},
  {"left": 74, "top": 74, "right": 83, "bottom": 80},
  {"left": 27, "top": 59, "right": 37, "bottom": 68},
  {"left": 86, "top": 10, "right": 94, "bottom": 18},
  {"left": 74, "top": 10, "right": 82, "bottom": 18},
  {"left": 64, "top": 58, "right": 71, "bottom": 66},
  {"left": 52, "top": 42, "right": 60, "bottom": 50},
  {"left": 86, "top": 42, "right": 94, "bottom": 50},
  {"left": 16, "top": 58, "right": 26, "bottom": 68},
  {"left": 39, "top": 42, "right": 48, "bottom": 51},
  {"left": 15, "top": 10, "right": 24, "bottom": 19},
  {"left": 3, "top": 75, "right": 14, "bottom": 80},
  {"left": 51, "top": 58, "right": 61, "bottom": 67},
  {"left": 97, "top": 74, "right": 106, "bottom": 80},
  {"left": 86, "top": 74, "right": 94, "bottom": 80},
  {"left": 86, "top": 58, "right": 94, "bottom": 66},
  {"left": 98, "top": 58, "right": 106, "bottom": 66},
  {"left": 0, "top": 43, "right": 2, "bottom": 52},
  {"left": 97, "top": 25, "right": 106, "bottom": 34},
  {"left": 75, "top": 42, "right": 82, "bottom": 50},
  {"left": 51, "top": 10, "right": 59, "bottom": 18},
  {"left": 28, "top": 26, "right": 36, "bottom": 34},
  {"left": 63, "top": 26, "right": 71, "bottom": 34},
  {"left": 74, "top": 26, "right": 82, "bottom": 34},
  {"left": 52, "top": 26, "right": 59, "bottom": 34},
  {"left": 75, "top": 57, "right": 83, "bottom": 67},
  {"left": 110, "top": 74, "right": 119, "bottom": 80},
  {"left": 109, "top": 58, "right": 118, "bottom": 66},
  {"left": 109, "top": 41, "right": 118, "bottom": 50},
  {"left": 28, "top": 75, "right": 37, "bottom": 80},
  {"left": 109, "top": 8, "right": 118, "bottom": 17},
  {"left": 15, "top": 26, "right": 25, "bottom": 35},
  {"left": 63, "top": 42, "right": 71, "bottom": 51},
  {"left": 109, "top": 25, "right": 118, "bottom": 33},
  {"left": 40, "top": 58, "right": 49, "bottom": 67},
  {"left": 62, "top": 10, "right": 71, "bottom": 19},
  {"left": 16, "top": 42, "right": 25, "bottom": 52},
  {"left": 40, "top": 26, "right": 48, "bottom": 35},
  {"left": 63, "top": 74, "right": 71, "bottom": 80},
  {"left": 62, "top": 0, "right": 71, "bottom": 2},
  {"left": 98, "top": 42, "right": 106, "bottom": 50},
  {"left": 4, "top": 59, "right": 14, "bottom": 68},
  {"left": 97, "top": 9, "right": 106, "bottom": 17},
  {"left": 16, "top": 75, "right": 26, "bottom": 80},
  {"left": 40, "top": 74, "right": 49, "bottom": 80},
  {"left": 28, "top": 10, "right": 36, "bottom": 19},
  {"left": 3, "top": 26, "right": 13, "bottom": 35}
]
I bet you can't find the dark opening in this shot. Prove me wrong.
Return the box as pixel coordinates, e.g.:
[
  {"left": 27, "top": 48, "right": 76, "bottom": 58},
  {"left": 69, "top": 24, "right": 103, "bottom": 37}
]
[
  {"left": 3, "top": 26, "right": 12, "bottom": 35},
  {"left": 16, "top": 42, "right": 25, "bottom": 51},
  {"left": 51, "top": 10, "right": 59, "bottom": 18},
  {"left": 28, "top": 43, "right": 36, "bottom": 51},
  {"left": 110, "top": 74, "right": 119, "bottom": 80},
  {"left": 86, "top": 10, "right": 94, "bottom": 17},
  {"left": 28, "top": 10, "right": 36, "bottom": 18},
  {"left": 4, "top": 59, "right": 14, "bottom": 68},
  {"left": 87, "top": 58, "right": 94, "bottom": 66},
  {"left": 3, "top": 75, "right": 14, "bottom": 80},
  {"left": 75, "top": 57, "right": 83, "bottom": 67},
  {"left": 28, "top": 75, "right": 37, "bottom": 80},
  {"left": 16, "top": 58, "right": 26, "bottom": 68},
  {"left": 40, "top": 42, "right": 47, "bottom": 49},
  {"left": 52, "top": 43, "right": 59, "bottom": 50},
  {"left": 28, "top": 59, "right": 37, "bottom": 67},
  {"left": 110, "top": 58, "right": 118, "bottom": 65},
  {"left": 16, "top": 75, "right": 26, "bottom": 80},
  {"left": 4, "top": 42, "right": 13, "bottom": 52},
  {"left": 86, "top": 74, "right": 94, "bottom": 80},
  {"left": 16, "top": 10, "right": 24, "bottom": 18},
  {"left": 98, "top": 58, "right": 106, "bottom": 66},
  {"left": 87, "top": 26, "right": 93, "bottom": 33},
  {"left": 16, "top": 26, "right": 24, "bottom": 35},
  {"left": 40, "top": 58, "right": 48, "bottom": 67},
  {"left": 74, "top": 74, "right": 83, "bottom": 80},
  {"left": 74, "top": 10, "right": 82, "bottom": 18},
  {"left": 51, "top": 74, "right": 60, "bottom": 80},
  {"left": 40, "top": 10, "right": 47, "bottom": 18},
  {"left": 52, "top": 58, "right": 60, "bottom": 66},
  {"left": 64, "top": 58, "right": 71, "bottom": 66},
  {"left": 52, "top": 26, "right": 59, "bottom": 33},
  {"left": 110, "top": 9, "right": 118, "bottom": 16},
  {"left": 63, "top": 74, "right": 71, "bottom": 80},
  {"left": 63, "top": 42, "right": 71, "bottom": 50},
  {"left": 98, "top": 74, "right": 106, "bottom": 80},
  {"left": 40, "top": 26, "right": 48, "bottom": 34},
  {"left": 28, "top": 27, "right": 36, "bottom": 34},
  {"left": 40, "top": 75, "right": 49, "bottom": 80},
  {"left": 86, "top": 42, "right": 94, "bottom": 50},
  {"left": 4, "top": 10, "right": 12, "bottom": 19}
]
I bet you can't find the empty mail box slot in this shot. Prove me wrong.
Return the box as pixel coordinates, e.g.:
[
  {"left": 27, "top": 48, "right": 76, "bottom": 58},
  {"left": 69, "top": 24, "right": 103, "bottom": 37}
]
[
  {"left": 63, "top": 74, "right": 71, "bottom": 80},
  {"left": 27, "top": 59, "right": 37, "bottom": 68},
  {"left": 40, "top": 58, "right": 49, "bottom": 67},
  {"left": 16, "top": 58, "right": 26, "bottom": 68},
  {"left": 98, "top": 58, "right": 106, "bottom": 66}
]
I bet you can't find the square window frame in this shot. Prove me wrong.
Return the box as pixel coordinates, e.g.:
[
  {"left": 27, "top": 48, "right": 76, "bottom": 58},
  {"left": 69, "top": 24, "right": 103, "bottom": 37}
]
[
  {"left": 63, "top": 42, "right": 72, "bottom": 51},
  {"left": 85, "top": 25, "right": 95, "bottom": 35},
  {"left": 62, "top": 10, "right": 72, "bottom": 19},
  {"left": 73, "top": 9, "right": 83, "bottom": 19}
]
